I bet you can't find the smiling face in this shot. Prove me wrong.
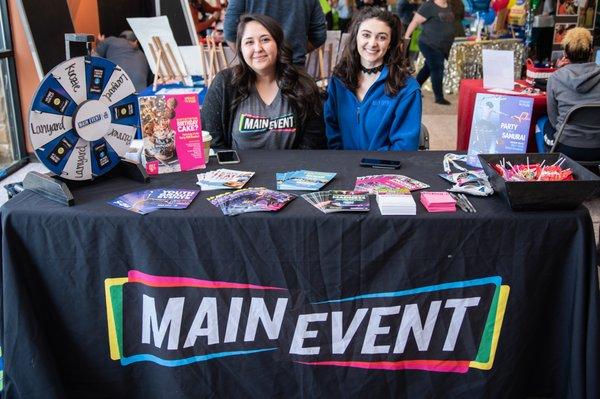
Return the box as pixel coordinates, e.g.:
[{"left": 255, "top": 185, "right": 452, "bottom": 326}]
[
  {"left": 240, "top": 21, "right": 278, "bottom": 76},
  {"left": 356, "top": 18, "right": 392, "bottom": 68}
]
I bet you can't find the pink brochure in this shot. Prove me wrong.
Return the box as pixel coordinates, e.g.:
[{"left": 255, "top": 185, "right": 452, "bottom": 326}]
[
  {"left": 171, "top": 93, "right": 205, "bottom": 171},
  {"left": 140, "top": 91, "right": 205, "bottom": 175}
]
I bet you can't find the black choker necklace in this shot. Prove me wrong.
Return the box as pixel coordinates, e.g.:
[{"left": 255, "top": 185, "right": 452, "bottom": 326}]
[{"left": 360, "top": 64, "right": 384, "bottom": 74}]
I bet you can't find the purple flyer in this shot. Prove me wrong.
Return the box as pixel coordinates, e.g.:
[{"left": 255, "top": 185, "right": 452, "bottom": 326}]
[{"left": 467, "top": 93, "right": 534, "bottom": 167}]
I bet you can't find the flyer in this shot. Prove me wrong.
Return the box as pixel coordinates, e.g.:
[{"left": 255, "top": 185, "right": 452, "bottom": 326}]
[
  {"left": 354, "top": 175, "right": 429, "bottom": 193},
  {"left": 207, "top": 188, "right": 296, "bottom": 216},
  {"left": 139, "top": 89, "right": 205, "bottom": 174},
  {"left": 108, "top": 190, "right": 160, "bottom": 214},
  {"left": 467, "top": 93, "right": 534, "bottom": 167},
  {"left": 302, "top": 190, "right": 370, "bottom": 213},
  {"left": 276, "top": 170, "right": 336, "bottom": 191},
  {"left": 197, "top": 169, "right": 255, "bottom": 190},
  {"left": 108, "top": 188, "right": 200, "bottom": 214}
]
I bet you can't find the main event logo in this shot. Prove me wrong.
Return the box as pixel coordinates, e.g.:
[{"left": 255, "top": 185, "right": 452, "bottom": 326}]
[
  {"left": 105, "top": 271, "right": 509, "bottom": 373},
  {"left": 238, "top": 113, "right": 295, "bottom": 134}
]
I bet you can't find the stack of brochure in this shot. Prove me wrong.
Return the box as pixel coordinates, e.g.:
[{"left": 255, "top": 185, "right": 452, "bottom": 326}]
[
  {"left": 376, "top": 189, "right": 416, "bottom": 215},
  {"left": 196, "top": 169, "right": 254, "bottom": 190},
  {"left": 354, "top": 174, "right": 429, "bottom": 193},
  {"left": 207, "top": 187, "right": 295, "bottom": 216},
  {"left": 108, "top": 188, "right": 200, "bottom": 214},
  {"left": 302, "top": 190, "right": 370, "bottom": 213},
  {"left": 420, "top": 192, "right": 456, "bottom": 213},
  {"left": 276, "top": 170, "right": 336, "bottom": 191}
]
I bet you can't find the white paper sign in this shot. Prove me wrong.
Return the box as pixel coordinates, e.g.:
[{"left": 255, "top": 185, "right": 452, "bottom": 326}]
[
  {"left": 127, "top": 16, "right": 193, "bottom": 86},
  {"left": 482, "top": 50, "right": 515, "bottom": 90},
  {"left": 178, "top": 46, "right": 204, "bottom": 76}
]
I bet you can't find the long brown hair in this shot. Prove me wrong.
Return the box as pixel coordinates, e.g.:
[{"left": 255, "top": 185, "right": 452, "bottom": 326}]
[
  {"left": 231, "top": 14, "right": 321, "bottom": 120},
  {"left": 333, "top": 8, "right": 410, "bottom": 96}
]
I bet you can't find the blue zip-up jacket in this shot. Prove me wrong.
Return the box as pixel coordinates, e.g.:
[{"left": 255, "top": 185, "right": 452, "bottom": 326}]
[{"left": 324, "top": 67, "right": 422, "bottom": 151}]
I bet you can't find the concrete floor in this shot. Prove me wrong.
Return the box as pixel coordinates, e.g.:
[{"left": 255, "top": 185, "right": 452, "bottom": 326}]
[{"left": 422, "top": 90, "right": 458, "bottom": 151}]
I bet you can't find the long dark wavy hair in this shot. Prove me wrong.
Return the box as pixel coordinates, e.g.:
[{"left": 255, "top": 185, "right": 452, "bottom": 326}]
[
  {"left": 231, "top": 14, "right": 321, "bottom": 120},
  {"left": 333, "top": 8, "right": 410, "bottom": 97}
]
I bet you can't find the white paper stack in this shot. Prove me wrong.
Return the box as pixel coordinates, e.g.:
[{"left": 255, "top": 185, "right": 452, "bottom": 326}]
[{"left": 376, "top": 189, "right": 416, "bottom": 215}]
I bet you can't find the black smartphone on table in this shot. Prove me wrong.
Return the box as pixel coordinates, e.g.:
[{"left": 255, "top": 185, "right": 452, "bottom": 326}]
[
  {"left": 360, "top": 158, "right": 401, "bottom": 169},
  {"left": 217, "top": 150, "right": 240, "bottom": 164}
]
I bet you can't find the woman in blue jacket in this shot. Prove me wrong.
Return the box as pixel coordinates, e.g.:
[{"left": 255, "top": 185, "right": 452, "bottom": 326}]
[{"left": 324, "top": 7, "right": 422, "bottom": 151}]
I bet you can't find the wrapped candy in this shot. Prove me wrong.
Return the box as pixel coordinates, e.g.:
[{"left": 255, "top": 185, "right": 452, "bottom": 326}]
[{"left": 494, "top": 157, "right": 573, "bottom": 182}]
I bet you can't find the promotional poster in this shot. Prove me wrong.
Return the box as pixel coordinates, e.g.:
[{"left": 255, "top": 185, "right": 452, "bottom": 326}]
[
  {"left": 467, "top": 94, "right": 534, "bottom": 167},
  {"left": 140, "top": 89, "right": 205, "bottom": 174}
]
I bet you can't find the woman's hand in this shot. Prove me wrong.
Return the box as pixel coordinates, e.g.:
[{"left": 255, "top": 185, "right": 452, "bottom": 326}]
[{"left": 556, "top": 56, "right": 570, "bottom": 68}]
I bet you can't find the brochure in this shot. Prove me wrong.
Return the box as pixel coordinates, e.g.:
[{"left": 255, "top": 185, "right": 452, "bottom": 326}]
[
  {"left": 108, "top": 188, "right": 200, "bottom": 214},
  {"left": 197, "top": 169, "right": 255, "bottom": 190},
  {"left": 207, "top": 187, "right": 296, "bottom": 216},
  {"left": 108, "top": 190, "right": 161, "bottom": 214},
  {"left": 145, "top": 189, "right": 200, "bottom": 209},
  {"left": 276, "top": 170, "right": 336, "bottom": 191},
  {"left": 302, "top": 190, "right": 370, "bottom": 213},
  {"left": 466, "top": 93, "right": 534, "bottom": 167},
  {"left": 139, "top": 90, "right": 205, "bottom": 174},
  {"left": 354, "top": 174, "right": 429, "bottom": 193}
]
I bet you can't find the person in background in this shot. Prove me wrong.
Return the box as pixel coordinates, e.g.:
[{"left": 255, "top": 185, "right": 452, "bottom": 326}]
[
  {"left": 211, "top": 21, "right": 226, "bottom": 44},
  {"left": 404, "top": 0, "right": 456, "bottom": 105},
  {"left": 201, "top": 14, "right": 326, "bottom": 150},
  {"left": 356, "top": 0, "right": 388, "bottom": 9},
  {"left": 94, "top": 31, "right": 150, "bottom": 92},
  {"left": 324, "top": 7, "right": 422, "bottom": 151},
  {"left": 541, "top": 28, "right": 600, "bottom": 160},
  {"left": 542, "top": 0, "right": 556, "bottom": 15},
  {"left": 332, "top": 0, "right": 353, "bottom": 32},
  {"left": 189, "top": 0, "right": 222, "bottom": 37},
  {"left": 396, "top": 0, "right": 421, "bottom": 65},
  {"left": 396, "top": 0, "right": 420, "bottom": 26},
  {"left": 224, "top": 0, "right": 327, "bottom": 66},
  {"left": 320, "top": 0, "right": 334, "bottom": 30}
]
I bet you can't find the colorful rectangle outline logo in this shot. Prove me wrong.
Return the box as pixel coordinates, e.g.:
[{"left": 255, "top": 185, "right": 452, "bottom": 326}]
[
  {"left": 105, "top": 272, "right": 509, "bottom": 373},
  {"left": 302, "top": 276, "right": 510, "bottom": 373},
  {"left": 104, "top": 270, "right": 285, "bottom": 366}
]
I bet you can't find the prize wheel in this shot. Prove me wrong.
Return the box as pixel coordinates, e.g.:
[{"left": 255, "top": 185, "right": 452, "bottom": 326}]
[{"left": 29, "top": 56, "right": 139, "bottom": 181}]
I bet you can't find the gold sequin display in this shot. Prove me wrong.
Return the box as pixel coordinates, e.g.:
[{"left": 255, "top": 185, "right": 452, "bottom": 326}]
[{"left": 416, "top": 39, "right": 526, "bottom": 94}]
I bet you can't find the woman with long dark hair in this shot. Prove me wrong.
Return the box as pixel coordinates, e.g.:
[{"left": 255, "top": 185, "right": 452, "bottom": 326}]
[
  {"left": 324, "top": 7, "right": 422, "bottom": 151},
  {"left": 201, "top": 14, "right": 326, "bottom": 150}
]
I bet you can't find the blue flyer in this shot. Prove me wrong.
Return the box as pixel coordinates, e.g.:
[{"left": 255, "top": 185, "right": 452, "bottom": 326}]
[
  {"left": 276, "top": 170, "right": 336, "bottom": 191},
  {"left": 107, "top": 190, "right": 161, "bottom": 214},
  {"left": 145, "top": 189, "right": 200, "bottom": 209},
  {"left": 108, "top": 188, "right": 200, "bottom": 214},
  {"left": 467, "top": 93, "right": 534, "bottom": 167}
]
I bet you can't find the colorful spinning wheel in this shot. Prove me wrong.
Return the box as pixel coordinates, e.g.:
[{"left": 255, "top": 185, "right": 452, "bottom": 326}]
[{"left": 29, "top": 56, "right": 139, "bottom": 180}]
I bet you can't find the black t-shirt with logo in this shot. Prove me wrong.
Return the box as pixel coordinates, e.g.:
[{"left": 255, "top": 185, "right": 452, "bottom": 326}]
[
  {"left": 417, "top": 1, "right": 456, "bottom": 55},
  {"left": 231, "top": 89, "right": 297, "bottom": 150}
]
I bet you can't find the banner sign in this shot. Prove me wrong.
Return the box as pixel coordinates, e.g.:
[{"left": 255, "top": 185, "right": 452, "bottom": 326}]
[{"left": 106, "top": 271, "right": 510, "bottom": 373}]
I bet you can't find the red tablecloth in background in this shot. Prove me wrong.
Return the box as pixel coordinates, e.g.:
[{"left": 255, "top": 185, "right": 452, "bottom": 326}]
[{"left": 456, "top": 79, "right": 547, "bottom": 151}]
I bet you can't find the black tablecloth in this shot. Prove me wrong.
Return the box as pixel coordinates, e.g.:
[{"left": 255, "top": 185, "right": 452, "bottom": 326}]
[{"left": 1, "top": 150, "right": 598, "bottom": 398}]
